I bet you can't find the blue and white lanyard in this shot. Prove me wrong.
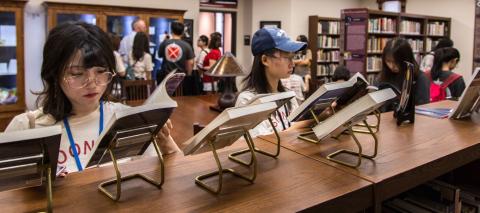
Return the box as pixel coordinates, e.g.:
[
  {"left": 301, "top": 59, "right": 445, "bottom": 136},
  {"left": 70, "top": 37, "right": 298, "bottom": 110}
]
[{"left": 62, "top": 101, "right": 104, "bottom": 171}]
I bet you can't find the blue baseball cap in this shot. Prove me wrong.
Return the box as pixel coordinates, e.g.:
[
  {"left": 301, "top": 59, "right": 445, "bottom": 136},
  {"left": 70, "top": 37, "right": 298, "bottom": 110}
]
[{"left": 251, "top": 27, "right": 307, "bottom": 56}]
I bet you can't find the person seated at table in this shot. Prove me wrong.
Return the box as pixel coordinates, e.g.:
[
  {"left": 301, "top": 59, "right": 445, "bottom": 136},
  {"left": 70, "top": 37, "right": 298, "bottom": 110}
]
[
  {"left": 235, "top": 27, "right": 307, "bottom": 137},
  {"left": 331, "top": 65, "right": 351, "bottom": 82},
  {"left": 5, "top": 22, "right": 179, "bottom": 175},
  {"left": 376, "top": 38, "right": 430, "bottom": 112},
  {"left": 427, "top": 47, "right": 465, "bottom": 101}
]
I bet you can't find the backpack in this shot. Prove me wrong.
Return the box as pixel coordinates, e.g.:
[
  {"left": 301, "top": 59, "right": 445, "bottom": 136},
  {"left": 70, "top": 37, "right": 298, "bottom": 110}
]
[
  {"left": 125, "top": 62, "right": 136, "bottom": 80},
  {"left": 425, "top": 71, "right": 461, "bottom": 102}
]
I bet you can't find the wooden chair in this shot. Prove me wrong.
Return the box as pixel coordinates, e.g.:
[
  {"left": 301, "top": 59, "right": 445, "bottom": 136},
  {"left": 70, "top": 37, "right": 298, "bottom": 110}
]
[{"left": 122, "top": 80, "right": 156, "bottom": 106}]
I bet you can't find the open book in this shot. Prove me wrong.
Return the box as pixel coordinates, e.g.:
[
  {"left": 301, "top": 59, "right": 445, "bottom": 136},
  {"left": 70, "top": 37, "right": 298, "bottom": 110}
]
[
  {"left": 0, "top": 126, "right": 62, "bottom": 191},
  {"left": 144, "top": 70, "right": 185, "bottom": 105},
  {"left": 288, "top": 72, "right": 371, "bottom": 122},
  {"left": 246, "top": 91, "right": 296, "bottom": 108},
  {"left": 182, "top": 102, "right": 278, "bottom": 155},
  {"left": 450, "top": 67, "right": 480, "bottom": 119},
  {"left": 86, "top": 102, "right": 176, "bottom": 167},
  {"left": 312, "top": 88, "right": 396, "bottom": 140}
]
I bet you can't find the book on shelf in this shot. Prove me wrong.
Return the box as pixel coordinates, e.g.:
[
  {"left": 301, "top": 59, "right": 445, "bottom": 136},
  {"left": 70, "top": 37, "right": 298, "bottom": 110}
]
[
  {"left": 317, "top": 35, "right": 339, "bottom": 48},
  {"left": 317, "top": 50, "right": 340, "bottom": 62},
  {"left": 288, "top": 72, "right": 370, "bottom": 122},
  {"left": 426, "top": 38, "right": 441, "bottom": 52},
  {"left": 0, "top": 126, "right": 62, "bottom": 191},
  {"left": 367, "top": 56, "right": 382, "bottom": 72},
  {"left": 318, "top": 21, "right": 340, "bottom": 34},
  {"left": 406, "top": 38, "right": 424, "bottom": 53},
  {"left": 317, "top": 64, "right": 339, "bottom": 76},
  {"left": 312, "top": 88, "right": 396, "bottom": 140},
  {"left": 367, "top": 37, "right": 391, "bottom": 53},
  {"left": 368, "top": 17, "right": 396, "bottom": 33},
  {"left": 450, "top": 67, "right": 480, "bottom": 120},
  {"left": 182, "top": 102, "right": 278, "bottom": 155},
  {"left": 427, "top": 21, "right": 446, "bottom": 36},
  {"left": 400, "top": 20, "right": 422, "bottom": 35}
]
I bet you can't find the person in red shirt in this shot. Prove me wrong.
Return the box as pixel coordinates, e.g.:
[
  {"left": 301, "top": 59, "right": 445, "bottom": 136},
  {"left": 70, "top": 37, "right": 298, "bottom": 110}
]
[{"left": 202, "top": 32, "right": 222, "bottom": 92}]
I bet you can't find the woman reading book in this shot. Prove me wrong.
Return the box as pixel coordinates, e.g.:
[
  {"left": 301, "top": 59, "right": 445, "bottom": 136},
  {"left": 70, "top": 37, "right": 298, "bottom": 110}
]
[
  {"left": 377, "top": 38, "right": 430, "bottom": 112},
  {"left": 235, "top": 27, "right": 307, "bottom": 137},
  {"left": 5, "top": 22, "right": 179, "bottom": 175}
]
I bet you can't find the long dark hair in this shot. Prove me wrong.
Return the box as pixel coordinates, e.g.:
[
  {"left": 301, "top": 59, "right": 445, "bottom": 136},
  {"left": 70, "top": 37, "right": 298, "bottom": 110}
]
[
  {"left": 242, "top": 48, "right": 286, "bottom": 94},
  {"left": 431, "top": 47, "right": 460, "bottom": 80},
  {"left": 132, "top": 32, "right": 149, "bottom": 61},
  {"left": 37, "top": 22, "right": 115, "bottom": 122},
  {"left": 208, "top": 32, "right": 222, "bottom": 49},
  {"left": 297, "top": 35, "right": 309, "bottom": 54},
  {"left": 432, "top": 38, "right": 454, "bottom": 52},
  {"left": 378, "top": 38, "right": 419, "bottom": 84}
]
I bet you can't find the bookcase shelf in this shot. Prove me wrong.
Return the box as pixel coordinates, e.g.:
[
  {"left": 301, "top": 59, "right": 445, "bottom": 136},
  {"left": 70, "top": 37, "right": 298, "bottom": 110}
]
[
  {"left": 342, "top": 8, "right": 451, "bottom": 84},
  {"left": 308, "top": 16, "right": 341, "bottom": 92}
]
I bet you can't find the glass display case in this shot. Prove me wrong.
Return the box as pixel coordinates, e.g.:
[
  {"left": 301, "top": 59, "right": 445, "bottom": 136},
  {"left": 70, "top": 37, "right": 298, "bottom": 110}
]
[{"left": 0, "top": 0, "right": 26, "bottom": 131}]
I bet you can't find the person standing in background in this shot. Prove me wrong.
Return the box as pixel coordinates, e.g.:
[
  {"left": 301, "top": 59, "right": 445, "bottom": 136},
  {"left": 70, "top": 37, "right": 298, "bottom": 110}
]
[
  {"left": 128, "top": 32, "right": 153, "bottom": 80},
  {"left": 157, "top": 21, "right": 194, "bottom": 84},
  {"left": 195, "top": 35, "right": 210, "bottom": 72},
  {"left": 119, "top": 18, "right": 147, "bottom": 65},
  {"left": 293, "top": 35, "right": 312, "bottom": 93},
  {"left": 202, "top": 32, "right": 222, "bottom": 92}
]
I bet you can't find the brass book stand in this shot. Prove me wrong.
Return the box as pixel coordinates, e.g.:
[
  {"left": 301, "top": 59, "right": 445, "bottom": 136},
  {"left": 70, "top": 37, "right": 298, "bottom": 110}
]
[
  {"left": 195, "top": 127, "right": 257, "bottom": 194},
  {"left": 327, "top": 118, "right": 379, "bottom": 168},
  {"left": 96, "top": 125, "right": 165, "bottom": 201},
  {"left": 228, "top": 117, "right": 281, "bottom": 166}
]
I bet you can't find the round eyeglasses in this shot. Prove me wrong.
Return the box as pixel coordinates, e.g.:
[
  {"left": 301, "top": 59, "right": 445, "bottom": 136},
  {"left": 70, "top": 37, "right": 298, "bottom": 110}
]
[{"left": 63, "top": 66, "right": 116, "bottom": 89}]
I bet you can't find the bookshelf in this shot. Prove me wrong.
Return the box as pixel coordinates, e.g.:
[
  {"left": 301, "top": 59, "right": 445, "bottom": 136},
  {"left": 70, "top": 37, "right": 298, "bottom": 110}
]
[
  {"left": 341, "top": 8, "right": 451, "bottom": 84},
  {"left": 308, "top": 16, "right": 341, "bottom": 92},
  {"left": 0, "top": 0, "right": 26, "bottom": 131}
]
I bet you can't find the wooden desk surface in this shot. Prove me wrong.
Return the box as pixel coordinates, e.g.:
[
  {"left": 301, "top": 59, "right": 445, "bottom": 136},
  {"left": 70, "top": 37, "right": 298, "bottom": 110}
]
[
  {"left": 0, "top": 95, "right": 373, "bottom": 212},
  {"left": 0, "top": 140, "right": 373, "bottom": 213},
  {"left": 259, "top": 101, "right": 480, "bottom": 205}
]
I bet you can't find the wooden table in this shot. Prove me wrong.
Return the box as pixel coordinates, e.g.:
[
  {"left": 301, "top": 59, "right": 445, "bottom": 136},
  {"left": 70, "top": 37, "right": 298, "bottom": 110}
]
[
  {"left": 259, "top": 101, "right": 480, "bottom": 211},
  {"left": 0, "top": 95, "right": 374, "bottom": 212}
]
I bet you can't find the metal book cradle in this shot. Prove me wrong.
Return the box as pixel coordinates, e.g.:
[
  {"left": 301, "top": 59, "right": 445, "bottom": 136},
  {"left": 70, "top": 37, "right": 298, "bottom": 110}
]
[
  {"left": 183, "top": 102, "right": 277, "bottom": 194},
  {"left": 86, "top": 107, "right": 175, "bottom": 201},
  {"left": 228, "top": 94, "right": 296, "bottom": 167},
  {"left": 0, "top": 126, "right": 62, "bottom": 213}
]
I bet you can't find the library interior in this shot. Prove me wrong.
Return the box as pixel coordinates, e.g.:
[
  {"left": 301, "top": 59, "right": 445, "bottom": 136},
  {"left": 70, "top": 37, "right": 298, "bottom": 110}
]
[{"left": 1, "top": 0, "right": 480, "bottom": 212}]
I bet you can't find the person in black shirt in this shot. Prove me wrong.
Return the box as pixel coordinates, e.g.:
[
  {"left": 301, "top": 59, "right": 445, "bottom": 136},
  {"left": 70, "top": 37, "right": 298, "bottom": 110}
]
[
  {"left": 377, "top": 38, "right": 430, "bottom": 111},
  {"left": 430, "top": 47, "right": 465, "bottom": 99},
  {"left": 157, "top": 21, "right": 195, "bottom": 84}
]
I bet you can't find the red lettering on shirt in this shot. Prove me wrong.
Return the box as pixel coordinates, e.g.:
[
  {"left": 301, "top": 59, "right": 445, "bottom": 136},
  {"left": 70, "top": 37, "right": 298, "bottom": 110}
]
[
  {"left": 69, "top": 143, "right": 81, "bottom": 157},
  {"left": 58, "top": 150, "right": 67, "bottom": 164},
  {"left": 84, "top": 140, "right": 95, "bottom": 155}
]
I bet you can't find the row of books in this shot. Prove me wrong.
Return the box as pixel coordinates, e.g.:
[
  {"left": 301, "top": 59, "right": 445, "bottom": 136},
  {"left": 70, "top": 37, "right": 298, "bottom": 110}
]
[
  {"left": 406, "top": 38, "right": 424, "bottom": 53},
  {"left": 318, "top": 21, "right": 340, "bottom": 34},
  {"left": 367, "top": 56, "right": 382, "bottom": 73},
  {"left": 317, "top": 35, "right": 339, "bottom": 48},
  {"left": 366, "top": 73, "right": 377, "bottom": 85},
  {"left": 316, "top": 64, "right": 338, "bottom": 76},
  {"left": 367, "top": 37, "right": 391, "bottom": 53},
  {"left": 426, "top": 38, "right": 440, "bottom": 52},
  {"left": 399, "top": 20, "right": 422, "bottom": 35},
  {"left": 368, "top": 17, "right": 396, "bottom": 33},
  {"left": 427, "top": 21, "right": 447, "bottom": 36},
  {"left": 317, "top": 50, "right": 340, "bottom": 62}
]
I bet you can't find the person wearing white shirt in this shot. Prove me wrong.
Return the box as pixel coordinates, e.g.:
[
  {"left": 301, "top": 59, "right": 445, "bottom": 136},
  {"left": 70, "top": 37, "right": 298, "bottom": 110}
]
[{"left": 119, "top": 18, "right": 147, "bottom": 65}]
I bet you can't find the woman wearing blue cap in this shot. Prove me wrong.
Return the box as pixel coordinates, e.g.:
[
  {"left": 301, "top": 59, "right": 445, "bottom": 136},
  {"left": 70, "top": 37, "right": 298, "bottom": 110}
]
[{"left": 235, "top": 27, "right": 307, "bottom": 137}]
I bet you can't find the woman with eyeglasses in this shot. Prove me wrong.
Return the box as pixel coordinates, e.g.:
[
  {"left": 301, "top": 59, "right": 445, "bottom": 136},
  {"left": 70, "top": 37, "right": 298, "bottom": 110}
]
[
  {"left": 5, "top": 22, "right": 178, "bottom": 175},
  {"left": 235, "top": 28, "right": 307, "bottom": 137}
]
